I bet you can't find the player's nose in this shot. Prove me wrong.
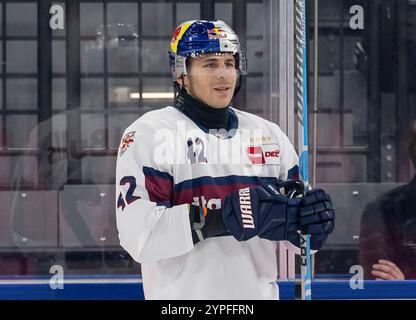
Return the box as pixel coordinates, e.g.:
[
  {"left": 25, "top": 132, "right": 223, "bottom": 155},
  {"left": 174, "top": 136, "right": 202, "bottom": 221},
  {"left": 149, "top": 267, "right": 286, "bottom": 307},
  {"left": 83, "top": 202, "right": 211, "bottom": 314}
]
[{"left": 214, "top": 63, "right": 234, "bottom": 77}]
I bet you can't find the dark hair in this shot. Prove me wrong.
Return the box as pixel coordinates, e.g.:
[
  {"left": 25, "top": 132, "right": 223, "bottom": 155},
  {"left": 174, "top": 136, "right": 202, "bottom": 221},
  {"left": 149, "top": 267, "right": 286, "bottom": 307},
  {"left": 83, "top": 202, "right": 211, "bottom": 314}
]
[
  {"left": 185, "top": 53, "right": 238, "bottom": 73},
  {"left": 409, "top": 121, "right": 416, "bottom": 169}
]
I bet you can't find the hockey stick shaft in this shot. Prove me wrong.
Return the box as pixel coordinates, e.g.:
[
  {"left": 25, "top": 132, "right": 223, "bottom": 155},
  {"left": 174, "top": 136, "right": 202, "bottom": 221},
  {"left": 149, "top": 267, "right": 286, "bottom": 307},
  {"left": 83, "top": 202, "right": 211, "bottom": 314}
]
[{"left": 295, "top": 0, "right": 312, "bottom": 300}]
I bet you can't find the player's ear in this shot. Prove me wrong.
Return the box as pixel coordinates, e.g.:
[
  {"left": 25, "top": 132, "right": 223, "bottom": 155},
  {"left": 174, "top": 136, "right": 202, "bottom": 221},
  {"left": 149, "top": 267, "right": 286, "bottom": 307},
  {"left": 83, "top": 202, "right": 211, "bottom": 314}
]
[{"left": 180, "top": 75, "right": 189, "bottom": 90}]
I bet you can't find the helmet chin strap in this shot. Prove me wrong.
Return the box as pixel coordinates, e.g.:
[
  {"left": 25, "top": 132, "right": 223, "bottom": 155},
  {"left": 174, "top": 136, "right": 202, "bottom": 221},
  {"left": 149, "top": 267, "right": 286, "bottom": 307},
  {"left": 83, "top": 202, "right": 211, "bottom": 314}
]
[{"left": 180, "top": 75, "right": 186, "bottom": 90}]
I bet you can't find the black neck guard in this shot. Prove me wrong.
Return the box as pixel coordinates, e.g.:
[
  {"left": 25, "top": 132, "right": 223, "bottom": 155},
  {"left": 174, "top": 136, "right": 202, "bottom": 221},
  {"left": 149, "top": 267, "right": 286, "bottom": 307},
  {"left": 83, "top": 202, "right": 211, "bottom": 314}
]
[{"left": 174, "top": 82, "right": 231, "bottom": 131}]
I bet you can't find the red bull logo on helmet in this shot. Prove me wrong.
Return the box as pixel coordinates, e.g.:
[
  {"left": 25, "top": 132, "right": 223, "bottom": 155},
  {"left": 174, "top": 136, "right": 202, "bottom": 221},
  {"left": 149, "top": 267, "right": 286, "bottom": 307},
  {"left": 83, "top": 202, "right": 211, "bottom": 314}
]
[
  {"left": 171, "top": 26, "right": 182, "bottom": 45},
  {"left": 170, "top": 22, "right": 192, "bottom": 53},
  {"left": 208, "top": 27, "right": 227, "bottom": 39}
]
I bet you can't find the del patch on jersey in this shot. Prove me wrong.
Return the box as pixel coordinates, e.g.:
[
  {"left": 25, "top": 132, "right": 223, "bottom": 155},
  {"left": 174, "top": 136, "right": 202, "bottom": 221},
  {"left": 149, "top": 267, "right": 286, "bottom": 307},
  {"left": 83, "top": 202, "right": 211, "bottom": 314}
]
[{"left": 247, "top": 144, "right": 280, "bottom": 165}]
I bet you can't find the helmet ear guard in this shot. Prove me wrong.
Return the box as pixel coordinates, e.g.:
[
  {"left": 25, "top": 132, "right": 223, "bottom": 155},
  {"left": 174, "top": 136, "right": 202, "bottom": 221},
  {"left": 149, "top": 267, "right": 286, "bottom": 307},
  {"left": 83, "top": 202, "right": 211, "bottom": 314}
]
[
  {"left": 174, "top": 55, "right": 187, "bottom": 77},
  {"left": 235, "top": 49, "right": 248, "bottom": 76},
  {"left": 169, "top": 51, "right": 186, "bottom": 79}
]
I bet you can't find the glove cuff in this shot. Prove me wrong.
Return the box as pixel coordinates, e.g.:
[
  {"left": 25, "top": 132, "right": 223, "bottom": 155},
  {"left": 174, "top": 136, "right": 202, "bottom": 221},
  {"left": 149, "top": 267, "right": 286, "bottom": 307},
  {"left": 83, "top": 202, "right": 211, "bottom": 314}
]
[{"left": 189, "top": 205, "right": 229, "bottom": 245}]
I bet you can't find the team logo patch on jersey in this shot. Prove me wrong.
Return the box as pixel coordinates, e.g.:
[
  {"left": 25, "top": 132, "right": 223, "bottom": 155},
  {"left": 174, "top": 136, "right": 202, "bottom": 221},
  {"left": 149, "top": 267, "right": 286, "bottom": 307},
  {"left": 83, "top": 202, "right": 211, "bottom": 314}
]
[
  {"left": 119, "top": 131, "right": 136, "bottom": 157},
  {"left": 247, "top": 144, "right": 280, "bottom": 165}
]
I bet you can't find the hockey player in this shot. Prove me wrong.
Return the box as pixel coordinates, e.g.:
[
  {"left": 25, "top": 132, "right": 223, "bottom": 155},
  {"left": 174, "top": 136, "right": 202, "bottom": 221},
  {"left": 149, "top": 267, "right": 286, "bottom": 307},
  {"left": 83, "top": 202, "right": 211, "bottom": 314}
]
[{"left": 115, "top": 20, "right": 335, "bottom": 299}]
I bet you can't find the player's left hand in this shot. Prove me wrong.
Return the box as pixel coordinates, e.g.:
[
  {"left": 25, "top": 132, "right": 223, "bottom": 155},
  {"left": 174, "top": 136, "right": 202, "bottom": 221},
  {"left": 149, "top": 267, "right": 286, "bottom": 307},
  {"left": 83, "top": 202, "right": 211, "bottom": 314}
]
[
  {"left": 299, "top": 188, "right": 335, "bottom": 250},
  {"left": 371, "top": 259, "right": 405, "bottom": 280}
]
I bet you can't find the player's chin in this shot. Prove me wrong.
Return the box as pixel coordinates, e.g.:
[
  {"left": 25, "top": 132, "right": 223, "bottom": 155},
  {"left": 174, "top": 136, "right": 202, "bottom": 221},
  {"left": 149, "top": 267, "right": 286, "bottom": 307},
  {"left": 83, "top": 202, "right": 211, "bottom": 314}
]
[
  {"left": 210, "top": 94, "right": 233, "bottom": 108},
  {"left": 211, "top": 100, "right": 232, "bottom": 109}
]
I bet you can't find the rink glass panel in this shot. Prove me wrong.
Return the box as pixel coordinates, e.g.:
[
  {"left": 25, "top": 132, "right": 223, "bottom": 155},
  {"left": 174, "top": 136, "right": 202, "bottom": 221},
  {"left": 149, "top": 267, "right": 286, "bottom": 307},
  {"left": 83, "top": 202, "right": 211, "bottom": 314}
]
[
  {"left": 312, "top": 0, "right": 416, "bottom": 280},
  {"left": 0, "top": 0, "right": 415, "bottom": 285}
]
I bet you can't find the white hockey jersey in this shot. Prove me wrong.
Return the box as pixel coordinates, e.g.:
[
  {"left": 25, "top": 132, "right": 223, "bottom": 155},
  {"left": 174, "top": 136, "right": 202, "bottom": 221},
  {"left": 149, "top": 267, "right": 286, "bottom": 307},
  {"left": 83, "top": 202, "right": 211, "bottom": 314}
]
[{"left": 115, "top": 106, "right": 299, "bottom": 300}]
